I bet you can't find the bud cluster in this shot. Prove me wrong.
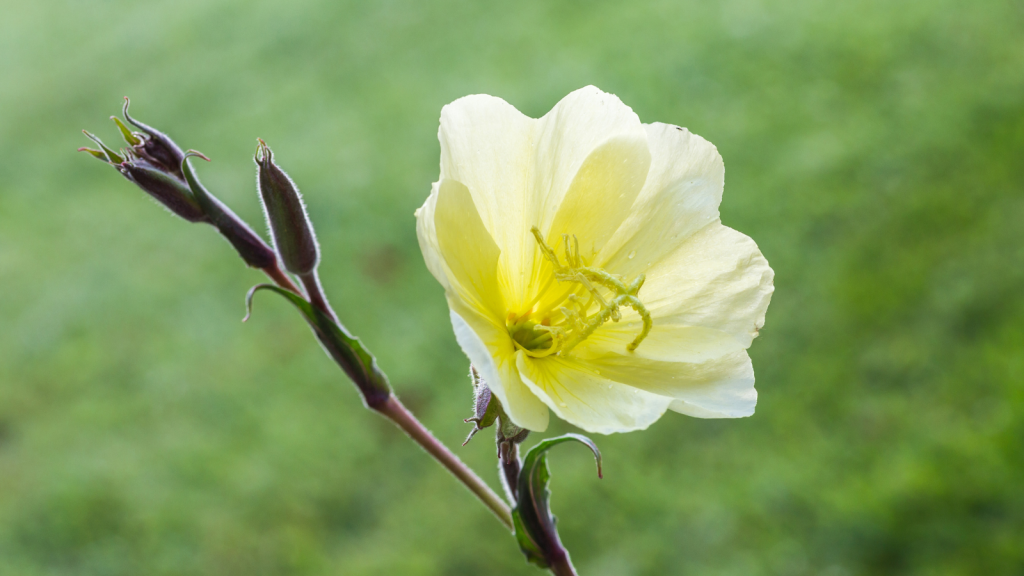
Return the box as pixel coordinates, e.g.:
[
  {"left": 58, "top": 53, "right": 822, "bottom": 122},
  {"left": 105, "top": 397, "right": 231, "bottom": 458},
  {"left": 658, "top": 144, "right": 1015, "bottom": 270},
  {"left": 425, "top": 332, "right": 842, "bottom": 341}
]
[
  {"left": 81, "top": 98, "right": 388, "bottom": 405},
  {"left": 80, "top": 98, "right": 275, "bottom": 268}
]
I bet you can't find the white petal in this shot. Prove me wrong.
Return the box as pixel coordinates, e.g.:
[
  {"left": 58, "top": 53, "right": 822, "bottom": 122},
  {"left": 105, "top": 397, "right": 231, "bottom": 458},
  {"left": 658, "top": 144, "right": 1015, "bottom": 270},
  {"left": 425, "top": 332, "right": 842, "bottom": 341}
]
[
  {"left": 516, "top": 353, "right": 672, "bottom": 434},
  {"left": 597, "top": 123, "right": 725, "bottom": 277},
  {"left": 449, "top": 300, "right": 549, "bottom": 432},
  {"left": 639, "top": 222, "right": 774, "bottom": 348},
  {"left": 433, "top": 179, "right": 505, "bottom": 318}
]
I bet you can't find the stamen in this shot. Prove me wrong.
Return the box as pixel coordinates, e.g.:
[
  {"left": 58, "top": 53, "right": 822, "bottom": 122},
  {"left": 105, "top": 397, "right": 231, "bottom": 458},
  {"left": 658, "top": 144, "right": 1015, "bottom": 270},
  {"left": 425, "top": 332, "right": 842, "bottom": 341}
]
[{"left": 524, "top": 226, "right": 653, "bottom": 355}]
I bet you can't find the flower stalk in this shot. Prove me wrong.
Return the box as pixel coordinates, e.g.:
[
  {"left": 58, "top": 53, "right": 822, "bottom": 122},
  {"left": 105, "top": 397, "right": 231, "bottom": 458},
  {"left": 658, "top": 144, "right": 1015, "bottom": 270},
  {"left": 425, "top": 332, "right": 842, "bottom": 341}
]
[
  {"left": 81, "top": 98, "right": 633, "bottom": 575},
  {"left": 82, "top": 101, "right": 515, "bottom": 527}
]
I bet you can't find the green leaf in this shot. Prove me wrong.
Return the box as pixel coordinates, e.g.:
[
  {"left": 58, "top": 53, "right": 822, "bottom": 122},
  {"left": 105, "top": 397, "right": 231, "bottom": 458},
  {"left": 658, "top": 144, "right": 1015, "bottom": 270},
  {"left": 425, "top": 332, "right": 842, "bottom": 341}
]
[
  {"left": 244, "top": 284, "right": 392, "bottom": 407},
  {"left": 512, "top": 434, "right": 602, "bottom": 568}
]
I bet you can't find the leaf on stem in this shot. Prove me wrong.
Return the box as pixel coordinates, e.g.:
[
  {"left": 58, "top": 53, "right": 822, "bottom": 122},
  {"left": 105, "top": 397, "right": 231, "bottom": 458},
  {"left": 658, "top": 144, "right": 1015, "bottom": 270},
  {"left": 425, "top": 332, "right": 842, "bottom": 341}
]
[
  {"left": 244, "top": 283, "right": 392, "bottom": 408},
  {"left": 512, "top": 434, "right": 602, "bottom": 569}
]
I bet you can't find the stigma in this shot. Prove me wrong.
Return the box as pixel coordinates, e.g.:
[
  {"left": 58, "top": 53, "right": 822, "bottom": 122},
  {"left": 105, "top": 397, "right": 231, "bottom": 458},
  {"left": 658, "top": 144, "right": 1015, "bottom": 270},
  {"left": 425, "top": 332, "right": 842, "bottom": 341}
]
[{"left": 506, "top": 227, "right": 652, "bottom": 358}]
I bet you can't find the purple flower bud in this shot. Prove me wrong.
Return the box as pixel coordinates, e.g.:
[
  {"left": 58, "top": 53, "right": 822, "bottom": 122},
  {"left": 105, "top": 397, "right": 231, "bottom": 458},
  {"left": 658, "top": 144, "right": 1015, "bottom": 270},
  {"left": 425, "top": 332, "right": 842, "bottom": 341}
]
[
  {"left": 79, "top": 130, "right": 205, "bottom": 223},
  {"left": 120, "top": 98, "right": 186, "bottom": 179},
  {"left": 255, "top": 139, "right": 320, "bottom": 275},
  {"left": 119, "top": 160, "right": 206, "bottom": 222}
]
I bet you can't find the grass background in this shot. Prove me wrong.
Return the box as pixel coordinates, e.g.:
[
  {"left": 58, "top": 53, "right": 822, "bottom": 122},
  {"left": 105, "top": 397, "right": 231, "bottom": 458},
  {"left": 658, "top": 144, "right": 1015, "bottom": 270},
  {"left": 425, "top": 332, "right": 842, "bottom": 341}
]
[{"left": 1, "top": 0, "right": 1022, "bottom": 574}]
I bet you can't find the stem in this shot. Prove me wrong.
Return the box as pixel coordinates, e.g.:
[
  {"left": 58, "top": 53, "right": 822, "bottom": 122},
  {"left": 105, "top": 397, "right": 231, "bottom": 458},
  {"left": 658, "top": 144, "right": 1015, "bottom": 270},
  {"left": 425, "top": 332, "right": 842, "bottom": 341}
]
[
  {"left": 299, "top": 270, "right": 336, "bottom": 321},
  {"left": 499, "top": 440, "right": 521, "bottom": 504},
  {"left": 377, "top": 396, "right": 514, "bottom": 530},
  {"left": 263, "top": 262, "right": 303, "bottom": 295},
  {"left": 548, "top": 554, "right": 579, "bottom": 576},
  {"left": 264, "top": 265, "right": 513, "bottom": 530}
]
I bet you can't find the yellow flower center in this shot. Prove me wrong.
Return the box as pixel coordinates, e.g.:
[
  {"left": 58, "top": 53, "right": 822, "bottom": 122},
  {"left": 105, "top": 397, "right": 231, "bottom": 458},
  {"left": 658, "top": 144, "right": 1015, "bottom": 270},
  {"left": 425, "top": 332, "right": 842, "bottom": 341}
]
[{"left": 506, "top": 227, "right": 652, "bottom": 358}]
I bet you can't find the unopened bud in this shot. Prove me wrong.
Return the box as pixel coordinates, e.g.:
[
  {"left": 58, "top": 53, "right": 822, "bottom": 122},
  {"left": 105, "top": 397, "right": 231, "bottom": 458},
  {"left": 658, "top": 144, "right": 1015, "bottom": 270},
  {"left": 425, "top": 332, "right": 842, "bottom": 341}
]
[
  {"left": 120, "top": 161, "right": 205, "bottom": 222},
  {"left": 255, "top": 139, "right": 319, "bottom": 275},
  {"left": 79, "top": 130, "right": 205, "bottom": 223},
  {"left": 120, "top": 98, "right": 186, "bottom": 178},
  {"left": 463, "top": 366, "right": 500, "bottom": 445}
]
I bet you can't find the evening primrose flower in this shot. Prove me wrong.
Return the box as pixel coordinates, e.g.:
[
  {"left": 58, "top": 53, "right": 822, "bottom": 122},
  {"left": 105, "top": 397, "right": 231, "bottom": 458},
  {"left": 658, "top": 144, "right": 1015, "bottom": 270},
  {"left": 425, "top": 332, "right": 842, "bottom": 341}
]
[{"left": 416, "top": 86, "right": 774, "bottom": 434}]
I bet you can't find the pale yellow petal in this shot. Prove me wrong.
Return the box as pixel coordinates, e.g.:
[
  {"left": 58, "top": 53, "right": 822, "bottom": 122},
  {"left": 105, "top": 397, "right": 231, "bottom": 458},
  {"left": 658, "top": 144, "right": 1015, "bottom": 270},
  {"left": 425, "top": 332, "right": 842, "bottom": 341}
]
[
  {"left": 546, "top": 136, "right": 651, "bottom": 261},
  {"left": 433, "top": 179, "right": 505, "bottom": 319},
  {"left": 437, "top": 94, "right": 537, "bottom": 310},
  {"left": 449, "top": 300, "right": 550, "bottom": 432},
  {"left": 438, "top": 87, "right": 648, "bottom": 310},
  {"left": 580, "top": 323, "right": 746, "bottom": 364},
  {"left": 638, "top": 222, "right": 774, "bottom": 348},
  {"left": 414, "top": 181, "right": 449, "bottom": 291},
  {"left": 516, "top": 353, "right": 672, "bottom": 434},
  {"left": 596, "top": 123, "right": 725, "bottom": 277},
  {"left": 669, "top": 398, "right": 751, "bottom": 419},
  {"left": 567, "top": 348, "right": 757, "bottom": 419}
]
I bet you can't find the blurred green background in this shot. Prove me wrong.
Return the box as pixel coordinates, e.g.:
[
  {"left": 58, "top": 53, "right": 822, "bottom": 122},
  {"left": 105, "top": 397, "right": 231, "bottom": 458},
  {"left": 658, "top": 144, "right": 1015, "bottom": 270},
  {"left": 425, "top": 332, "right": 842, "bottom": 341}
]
[{"left": 1, "top": 0, "right": 1022, "bottom": 574}]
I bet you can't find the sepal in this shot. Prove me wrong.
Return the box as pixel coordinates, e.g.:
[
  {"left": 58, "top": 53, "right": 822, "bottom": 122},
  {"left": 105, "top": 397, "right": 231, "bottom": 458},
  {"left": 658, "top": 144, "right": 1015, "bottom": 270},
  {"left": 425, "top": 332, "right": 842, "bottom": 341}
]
[
  {"left": 463, "top": 366, "right": 500, "bottom": 445},
  {"left": 121, "top": 97, "right": 186, "bottom": 178}
]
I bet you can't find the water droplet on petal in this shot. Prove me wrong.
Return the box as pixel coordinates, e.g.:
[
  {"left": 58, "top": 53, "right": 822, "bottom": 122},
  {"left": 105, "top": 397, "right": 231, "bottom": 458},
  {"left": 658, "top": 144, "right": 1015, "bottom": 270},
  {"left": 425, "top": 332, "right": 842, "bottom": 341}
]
[
  {"left": 608, "top": 384, "right": 613, "bottom": 389},
  {"left": 627, "top": 250, "right": 636, "bottom": 259},
  {"left": 559, "top": 402, "right": 567, "bottom": 408}
]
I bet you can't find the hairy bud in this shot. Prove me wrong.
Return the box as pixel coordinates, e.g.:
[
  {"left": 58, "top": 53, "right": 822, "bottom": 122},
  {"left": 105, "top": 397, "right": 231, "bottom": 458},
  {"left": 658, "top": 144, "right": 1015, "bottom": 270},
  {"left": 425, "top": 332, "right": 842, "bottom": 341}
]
[
  {"left": 255, "top": 139, "right": 320, "bottom": 275},
  {"left": 119, "top": 161, "right": 205, "bottom": 222},
  {"left": 79, "top": 128, "right": 205, "bottom": 223},
  {"left": 119, "top": 98, "right": 186, "bottom": 178}
]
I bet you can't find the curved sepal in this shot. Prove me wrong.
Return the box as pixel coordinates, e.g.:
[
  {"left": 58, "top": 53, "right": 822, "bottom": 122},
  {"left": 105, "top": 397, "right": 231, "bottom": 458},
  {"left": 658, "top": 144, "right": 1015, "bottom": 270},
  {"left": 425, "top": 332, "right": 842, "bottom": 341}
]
[
  {"left": 245, "top": 284, "right": 392, "bottom": 408},
  {"left": 512, "top": 434, "right": 602, "bottom": 569}
]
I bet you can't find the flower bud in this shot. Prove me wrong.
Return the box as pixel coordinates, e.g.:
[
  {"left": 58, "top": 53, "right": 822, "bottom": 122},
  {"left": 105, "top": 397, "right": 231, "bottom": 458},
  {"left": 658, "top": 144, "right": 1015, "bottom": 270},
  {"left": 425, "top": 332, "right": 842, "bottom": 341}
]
[
  {"left": 255, "top": 139, "right": 320, "bottom": 275},
  {"left": 120, "top": 98, "right": 186, "bottom": 178},
  {"left": 79, "top": 130, "right": 205, "bottom": 223},
  {"left": 463, "top": 366, "right": 500, "bottom": 445},
  {"left": 119, "top": 161, "right": 205, "bottom": 222}
]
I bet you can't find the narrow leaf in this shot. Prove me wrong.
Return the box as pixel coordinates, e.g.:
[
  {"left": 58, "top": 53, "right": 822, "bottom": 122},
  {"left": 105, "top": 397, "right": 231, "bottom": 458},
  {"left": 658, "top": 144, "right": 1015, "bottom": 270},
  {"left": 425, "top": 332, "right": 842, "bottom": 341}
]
[{"left": 245, "top": 284, "right": 392, "bottom": 407}]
